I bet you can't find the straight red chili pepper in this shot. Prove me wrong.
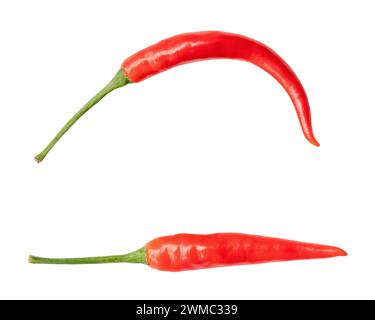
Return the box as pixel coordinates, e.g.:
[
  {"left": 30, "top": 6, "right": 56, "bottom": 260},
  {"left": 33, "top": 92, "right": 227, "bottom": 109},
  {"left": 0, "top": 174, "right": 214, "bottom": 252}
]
[
  {"left": 28, "top": 233, "right": 346, "bottom": 271},
  {"left": 35, "top": 31, "right": 319, "bottom": 163}
]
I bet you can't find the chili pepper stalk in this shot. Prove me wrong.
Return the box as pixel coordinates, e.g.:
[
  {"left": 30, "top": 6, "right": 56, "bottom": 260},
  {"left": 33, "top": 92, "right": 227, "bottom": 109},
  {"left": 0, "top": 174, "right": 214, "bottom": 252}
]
[
  {"left": 29, "top": 247, "right": 146, "bottom": 265},
  {"left": 29, "top": 233, "right": 346, "bottom": 272},
  {"left": 35, "top": 31, "right": 319, "bottom": 163},
  {"left": 34, "top": 70, "right": 130, "bottom": 163}
]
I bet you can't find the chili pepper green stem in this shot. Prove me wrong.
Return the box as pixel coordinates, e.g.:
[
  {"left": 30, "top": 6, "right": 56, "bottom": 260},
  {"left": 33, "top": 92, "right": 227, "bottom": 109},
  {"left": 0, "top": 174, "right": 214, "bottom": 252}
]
[
  {"left": 35, "top": 69, "right": 130, "bottom": 163},
  {"left": 28, "top": 247, "right": 146, "bottom": 265}
]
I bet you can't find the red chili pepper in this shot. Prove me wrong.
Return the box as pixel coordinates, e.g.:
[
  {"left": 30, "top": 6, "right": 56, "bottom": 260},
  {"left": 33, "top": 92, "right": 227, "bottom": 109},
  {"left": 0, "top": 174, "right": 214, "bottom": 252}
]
[
  {"left": 35, "top": 31, "right": 319, "bottom": 163},
  {"left": 29, "top": 233, "right": 346, "bottom": 271}
]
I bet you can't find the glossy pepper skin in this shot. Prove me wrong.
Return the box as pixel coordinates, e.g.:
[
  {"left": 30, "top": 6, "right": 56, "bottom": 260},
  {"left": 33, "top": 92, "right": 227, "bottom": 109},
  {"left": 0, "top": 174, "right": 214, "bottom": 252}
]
[
  {"left": 35, "top": 31, "right": 318, "bottom": 163},
  {"left": 29, "top": 233, "right": 346, "bottom": 272},
  {"left": 122, "top": 31, "right": 319, "bottom": 147},
  {"left": 145, "top": 233, "right": 346, "bottom": 271}
]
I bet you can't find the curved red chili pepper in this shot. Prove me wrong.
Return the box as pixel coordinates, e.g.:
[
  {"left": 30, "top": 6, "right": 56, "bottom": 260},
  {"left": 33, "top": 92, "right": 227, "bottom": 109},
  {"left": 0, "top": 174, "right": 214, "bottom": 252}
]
[
  {"left": 29, "top": 233, "right": 346, "bottom": 271},
  {"left": 122, "top": 31, "right": 319, "bottom": 148},
  {"left": 35, "top": 31, "right": 318, "bottom": 163}
]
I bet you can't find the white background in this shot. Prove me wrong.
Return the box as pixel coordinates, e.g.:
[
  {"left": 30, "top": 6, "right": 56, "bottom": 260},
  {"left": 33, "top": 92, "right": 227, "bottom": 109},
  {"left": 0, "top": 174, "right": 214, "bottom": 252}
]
[{"left": 0, "top": 0, "right": 374, "bottom": 299}]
